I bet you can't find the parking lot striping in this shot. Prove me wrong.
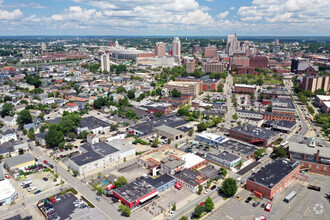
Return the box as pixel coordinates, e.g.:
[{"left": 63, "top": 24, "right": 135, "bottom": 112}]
[{"left": 225, "top": 215, "right": 234, "bottom": 220}]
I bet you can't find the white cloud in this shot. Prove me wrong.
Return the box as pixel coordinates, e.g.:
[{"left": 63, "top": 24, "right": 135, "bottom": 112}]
[
  {"left": 216, "top": 11, "right": 229, "bottom": 19},
  {"left": 205, "top": 0, "right": 214, "bottom": 2},
  {"left": 0, "top": 9, "right": 22, "bottom": 20},
  {"left": 230, "top": 7, "right": 235, "bottom": 10}
]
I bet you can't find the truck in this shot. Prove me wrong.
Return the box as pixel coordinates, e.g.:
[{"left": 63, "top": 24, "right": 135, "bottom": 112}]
[
  {"left": 21, "top": 179, "right": 32, "bottom": 186},
  {"left": 283, "top": 191, "right": 297, "bottom": 203}
]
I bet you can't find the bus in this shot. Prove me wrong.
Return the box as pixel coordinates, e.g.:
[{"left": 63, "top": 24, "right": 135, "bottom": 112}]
[{"left": 283, "top": 191, "right": 297, "bottom": 203}]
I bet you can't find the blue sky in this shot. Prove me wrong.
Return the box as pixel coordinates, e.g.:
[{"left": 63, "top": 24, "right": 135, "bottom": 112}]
[{"left": 0, "top": 0, "right": 329, "bottom": 36}]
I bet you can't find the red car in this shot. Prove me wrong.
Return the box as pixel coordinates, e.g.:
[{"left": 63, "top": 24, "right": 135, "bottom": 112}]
[
  {"left": 50, "top": 198, "right": 56, "bottom": 203},
  {"left": 200, "top": 202, "right": 205, "bottom": 206},
  {"left": 43, "top": 160, "right": 48, "bottom": 164},
  {"left": 175, "top": 182, "right": 183, "bottom": 190},
  {"left": 265, "top": 202, "right": 272, "bottom": 212}
]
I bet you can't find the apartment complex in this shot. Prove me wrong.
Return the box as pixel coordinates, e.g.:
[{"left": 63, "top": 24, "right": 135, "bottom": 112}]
[{"left": 164, "top": 81, "right": 200, "bottom": 98}]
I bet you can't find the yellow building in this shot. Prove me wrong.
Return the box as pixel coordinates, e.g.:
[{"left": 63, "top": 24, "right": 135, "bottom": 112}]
[{"left": 4, "top": 153, "right": 35, "bottom": 171}]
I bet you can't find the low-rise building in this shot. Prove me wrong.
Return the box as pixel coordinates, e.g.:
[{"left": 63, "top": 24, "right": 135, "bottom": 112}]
[
  {"left": 271, "top": 98, "right": 296, "bottom": 115},
  {"left": 229, "top": 124, "right": 280, "bottom": 146},
  {"left": 155, "top": 125, "right": 187, "bottom": 141},
  {"left": 206, "top": 151, "right": 241, "bottom": 169},
  {"left": 234, "top": 84, "right": 256, "bottom": 94},
  {"left": 4, "top": 153, "right": 35, "bottom": 176},
  {"left": 113, "top": 179, "right": 158, "bottom": 208},
  {"left": 0, "top": 141, "right": 29, "bottom": 157},
  {"left": 144, "top": 174, "right": 176, "bottom": 193},
  {"left": 262, "top": 120, "right": 297, "bottom": 133},
  {"left": 160, "top": 156, "right": 185, "bottom": 175},
  {"left": 0, "top": 129, "right": 17, "bottom": 144},
  {"left": 236, "top": 110, "right": 263, "bottom": 120},
  {"left": 262, "top": 112, "right": 296, "bottom": 122},
  {"left": 173, "top": 169, "right": 209, "bottom": 192},
  {"left": 0, "top": 178, "right": 18, "bottom": 206},
  {"left": 196, "top": 132, "right": 228, "bottom": 147},
  {"left": 246, "top": 158, "right": 300, "bottom": 200},
  {"left": 288, "top": 140, "right": 330, "bottom": 176},
  {"left": 77, "top": 116, "right": 110, "bottom": 134},
  {"left": 180, "top": 153, "right": 207, "bottom": 170}
]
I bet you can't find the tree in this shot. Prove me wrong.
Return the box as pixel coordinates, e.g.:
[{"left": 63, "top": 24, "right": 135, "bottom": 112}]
[
  {"left": 17, "top": 109, "right": 32, "bottom": 129},
  {"left": 151, "top": 137, "right": 160, "bottom": 148},
  {"left": 127, "top": 90, "right": 135, "bottom": 99},
  {"left": 119, "top": 204, "right": 131, "bottom": 217},
  {"left": 273, "top": 146, "right": 288, "bottom": 158},
  {"left": 188, "top": 129, "right": 194, "bottom": 137},
  {"left": 172, "top": 88, "right": 182, "bottom": 98},
  {"left": 19, "top": 148, "right": 24, "bottom": 155},
  {"left": 254, "top": 148, "right": 266, "bottom": 159},
  {"left": 172, "top": 203, "right": 176, "bottom": 211},
  {"left": 40, "top": 124, "right": 48, "bottom": 132},
  {"left": 79, "top": 130, "right": 89, "bottom": 140},
  {"left": 177, "top": 105, "right": 190, "bottom": 117},
  {"left": 197, "top": 184, "right": 203, "bottom": 195},
  {"left": 197, "top": 122, "right": 208, "bottom": 132},
  {"left": 204, "top": 197, "right": 214, "bottom": 213},
  {"left": 232, "top": 113, "right": 238, "bottom": 121},
  {"left": 67, "top": 132, "right": 77, "bottom": 141},
  {"left": 46, "top": 124, "right": 65, "bottom": 148},
  {"left": 0, "top": 103, "right": 14, "bottom": 118},
  {"left": 27, "top": 128, "right": 35, "bottom": 140},
  {"left": 179, "top": 216, "right": 188, "bottom": 220},
  {"left": 192, "top": 205, "right": 204, "bottom": 218},
  {"left": 220, "top": 168, "right": 227, "bottom": 177},
  {"left": 221, "top": 178, "right": 238, "bottom": 197},
  {"left": 110, "top": 123, "right": 119, "bottom": 131},
  {"left": 114, "top": 176, "right": 128, "bottom": 188},
  {"left": 22, "top": 129, "right": 27, "bottom": 135},
  {"left": 217, "top": 83, "right": 224, "bottom": 92},
  {"left": 237, "top": 160, "right": 243, "bottom": 170},
  {"left": 116, "top": 86, "right": 126, "bottom": 94},
  {"left": 206, "top": 180, "right": 212, "bottom": 189}
]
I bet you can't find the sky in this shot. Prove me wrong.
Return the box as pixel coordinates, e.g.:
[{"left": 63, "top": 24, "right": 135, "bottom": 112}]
[{"left": 0, "top": 0, "right": 330, "bottom": 36}]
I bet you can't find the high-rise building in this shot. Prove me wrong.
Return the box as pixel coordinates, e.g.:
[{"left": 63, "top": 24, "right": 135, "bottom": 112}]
[
  {"left": 172, "top": 37, "right": 181, "bottom": 59},
  {"left": 203, "top": 62, "right": 225, "bottom": 73},
  {"left": 186, "top": 60, "right": 196, "bottom": 73},
  {"left": 225, "top": 34, "right": 242, "bottom": 56},
  {"left": 300, "top": 75, "right": 329, "bottom": 93},
  {"left": 193, "top": 45, "right": 201, "bottom": 53},
  {"left": 101, "top": 54, "right": 111, "bottom": 72},
  {"left": 155, "top": 42, "right": 166, "bottom": 57},
  {"left": 41, "top": 42, "right": 47, "bottom": 51},
  {"left": 204, "top": 46, "right": 217, "bottom": 58}
]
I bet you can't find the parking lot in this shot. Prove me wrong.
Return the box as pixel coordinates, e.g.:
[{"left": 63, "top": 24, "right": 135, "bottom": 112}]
[{"left": 208, "top": 173, "right": 330, "bottom": 220}]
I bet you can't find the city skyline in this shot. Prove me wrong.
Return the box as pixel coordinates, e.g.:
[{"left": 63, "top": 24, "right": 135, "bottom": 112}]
[{"left": 0, "top": 0, "right": 330, "bottom": 36}]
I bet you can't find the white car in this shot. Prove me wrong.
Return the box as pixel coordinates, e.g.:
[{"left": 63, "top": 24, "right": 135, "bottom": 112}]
[
  {"left": 205, "top": 189, "right": 210, "bottom": 194},
  {"left": 55, "top": 196, "right": 61, "bottom": 201},
  {"left": 169, "top": 211, "right": 176, "bottom": 216}
]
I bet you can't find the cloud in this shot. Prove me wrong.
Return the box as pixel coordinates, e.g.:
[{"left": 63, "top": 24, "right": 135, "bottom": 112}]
[
  {"left": 230, "top": 7, "right": 235, "bottom": 10},
  {"left": 205, "top": 0, "right": 214, "bottom": 2},
  {"left": 216, "top": 11, "right": 229, "bottom": 19},
  {"left": 0, "top": 9, "right": 22, "bottom": 20}
]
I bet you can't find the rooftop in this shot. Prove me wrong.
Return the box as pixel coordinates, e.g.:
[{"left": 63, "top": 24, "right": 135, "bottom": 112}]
[
  {"left": 180, "top": 153, "right": 205, "bottom": 169},
  {"left": 174, "top": 169, "right": 209, "bottom": 187},
  {"left": 289, "top": 142, "right": 330, "bottom": 159},
  {"left": 0, "top": 179, "right": 16, "bottom": 205},
  {"left": 4, "top": 153, "right": 35, "bottom": 168},
  {"left": 138, "top": 145, "right": 186, "bottom": 165},
  {"left": 113, "top": 179, "right": 157, "bottom": 203},
  {"left": 263, "top": 120, "right": 297, "bottom": 129},
  {"left": 206, "top": 151, "right": 240, "bottom": 163},
  {"left": 144, "top": 174, "right": 175, "bottom": 189},
  {"left": 231, "top": 124, "right": 280, "bottom": 141},
  {"left": 161, "top": 156, "right": 185, "bottom": 169},
  {"left": 219, "top": 139, "right": 258, "bottom": 157},
  {"left": 155, "top": 125, "right": 183, "bottom": 136},
  {"left": 78, "top": 116, "right": 110, "bottom": 130},
  {"left": 248, "top": 158, "right": 299, "bottom": 188},
  {"left": 235, "top": 84, "right": 256, "bottom": 88}
]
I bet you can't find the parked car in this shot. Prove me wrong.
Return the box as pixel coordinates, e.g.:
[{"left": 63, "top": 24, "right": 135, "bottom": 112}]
[
  {"left": 23, "top": 184, "right": 30, "bottom": 189},
  {"left": 169, "top": 210, "right": 176, "bottom": 216},
  {"left": 95, "top": 197, "right": 101, "bottom": 202},
  {"left": 205, "top": 189, "right": 210, "bottom": 194},
  {"left": 55, "top": 196, "right": 61, "bottom": 201},
  {"left": 49, "top": 164, "right": 54, "bottom": 169},
  {"left": 245, "top": 197, "right": 253, "bottom": 203},
  {"left": 43, "top": 177, "right": 48, "bottom": 181},
  {"left": 252, "top": 201, "right": 260, "bottom": 207},
  {"left": 43, "top": 160, "right": 48, "bottom": 164},
  {"left": 34, "top": 190, "right": 42, "bottom": 195},
  {"left": 50, "top": 198, "right": 56, "bottom": 203},
  {"left": 265, "top": 202, "right": 272, "bottom": 212},
  {"left": 211, "top": 185, "right": 217, "bottom": 190}
]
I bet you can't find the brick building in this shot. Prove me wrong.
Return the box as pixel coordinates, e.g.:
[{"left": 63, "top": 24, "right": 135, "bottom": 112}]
[
  {"left": 246, "top": 158, "right": 300, "bottom": 200},
  {"left": 263, "top": 112, "right": 296, "bottom": 122},
  {"left": 288, "top": 141, "right": 330, "bottom": 176},
  {"left": 203, "top": 62, "right": 225, "bottom": 73},
  {"left": 249, "top": 56, "right": 269, "bottom": 68},
  {"left": 236, "top": 66, "right": 255, "bottom": 75},
  {"left": 202, "top": 79, "right": 221, "bottom": 91},
  {"left": 234, "top": 84, "right": 256, "bottom": 94},
  {"left": 300, "top": 75, "right": 329, "bottom": 93},
  {"left": 204, "top": 46, "right": 217, "bottom": 58}
]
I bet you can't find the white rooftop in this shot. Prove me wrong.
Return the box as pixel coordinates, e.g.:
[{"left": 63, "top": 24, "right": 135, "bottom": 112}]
[
  {"left": 197, "top": 132, "right": 229, "bottom": 143},
  {"left": 316, "top": 95, "right": 330, "bottom": 101},
  {"left": 0, "top": 179, "right": 16, "bottom": 202},
  {"left": 235, "top": 84, "right": 256, "bottom": 88},
  {"left": 180, "top": 153, "right": 205, "bottom": 169}
]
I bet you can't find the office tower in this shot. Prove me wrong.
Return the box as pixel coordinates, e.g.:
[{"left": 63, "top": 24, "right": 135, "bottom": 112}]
[
  {"left": 273, "top": 39, "right": 280, "bottom": 55},
  {"left": 41, "top": 42, "right": 47, "bottom": 51},
  {"left": 101, "top": 54, "right": 111, "bottom": 72},
  {"left": 225, "top": 34, "right": 242, "bottom": 56},
  {"left": 155, "top": 42, "right": 166, "bottom": 57},
  {"left": 204, "top": 46, "right": 217, "bottom": 58},
  {"left": 172, "top": 37, "right": 181, "bottom": 59}
]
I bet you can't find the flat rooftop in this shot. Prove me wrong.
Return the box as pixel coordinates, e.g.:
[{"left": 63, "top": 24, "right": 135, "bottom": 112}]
[
  {"left": 235, "top": 84, "right": 256, "bottom": 88},
  {"left": 113, "top": 179, "right": 156, "bottom": 203},
  {"left": 248, "top": 158, "right": 299, "bottom": 188},
  {"left": 174, "top": 169, "right": 209, "bottom": 187},
  {"left": 231, "top": 124, "right": 279, "bottom": 141},
  {"left": 138, "top": 145, "right": 186, "bottom": 165},
  {"left": 180, "top": 153, "right": 205, "bottom": 169},
  {"left": 219, "top": 139, "right": 258, "bottom": 158},
  {"left": 206, "top": 151, "right": 240, "bottom": 163}
]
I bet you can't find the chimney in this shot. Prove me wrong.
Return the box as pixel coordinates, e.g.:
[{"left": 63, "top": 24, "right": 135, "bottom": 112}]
[{"left": 316, "top": 150, "right": 320, "bottom": 162}]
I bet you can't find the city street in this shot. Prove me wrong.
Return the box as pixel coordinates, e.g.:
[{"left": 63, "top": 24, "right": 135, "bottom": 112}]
[{"left": 224, "top": 74, "right": 234, "bottom": 128}]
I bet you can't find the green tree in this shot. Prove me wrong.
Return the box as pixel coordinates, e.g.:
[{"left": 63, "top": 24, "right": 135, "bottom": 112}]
[
  {"left": 27, "top": 128, "right": 35, "bottom": 140},
  {"left": 119, "top": 204, "right": 131, "bottom": 217},
  {"left": 22, "top": 129, "right": 27, "bottom": 135},
  {"left": 197, "top": 122, "right": 208, "bottom": 132},
  {"left": 237, "top": 160, "right": 243, "bottom": 170},
  {"left": 79, "top": 130, "right": 89, "bottom": 140},
  {"left": 220, "top": 168, "right": 227, "bottom": 177},
  {"left": 172, "top": 203, "right": 176, "bottom": 211},
  {"left": 116, "top": 86, "right": 127, "bottom": 94},
  {"left": 188, "top": 129, "right": 194, "bottom": 137},
  {"left": 221, "top": 178, "right": 238, "bottom": 197},
  {"left": 232, "top": 113, "right": 238, "bottom": 121},
  {"left": 127, "top": 90, "right": 136, "bottom": 99},
  {"left": 192, "top": 205, "right": 204, "bottom": 218},
  {"left": 204, "top": 197, "right": 214, "bottom": 213},
  {"left": 45, "top": 124, "right": 65, "bottom": 148},
  {"left": 254, "top": 148, "right": 266, "bottom": 159},
  {"left": 0, "top": 103, "right": 14, "bottom": 117},
  {"left": 67, "top": 132, "right": 77, "bottom": 141},
  {"left": 179, "top": 216, "right": 188, "bottom": 220},
  {"left": 17, "top": 109, "right": 32, "bottom": 129},
  {"left": 151, "top": 137, "right": 160, "bottom": 148},
  {"left": 177, "top": 105, "right": 190, "bottom": 117},
  {"left": 172, "top": 88, "right": 182, "bottom": 98},
  {"left": 273, "top": 146, "right": 288, "bottom": 158},
  {"left": 114, "top": 176, "right": 128, "bottom": 188},
  {"left": 217, "top": 83, "right": 224, "bottom": 92},
  {"left": 197, "top": 184, "right": 203, "bottom": 195},
  {"left": 40, "top": 124, "right": 48, "bottom": 132}
]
